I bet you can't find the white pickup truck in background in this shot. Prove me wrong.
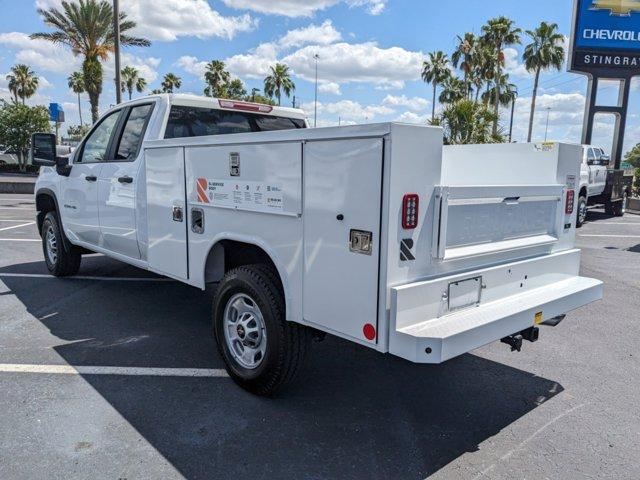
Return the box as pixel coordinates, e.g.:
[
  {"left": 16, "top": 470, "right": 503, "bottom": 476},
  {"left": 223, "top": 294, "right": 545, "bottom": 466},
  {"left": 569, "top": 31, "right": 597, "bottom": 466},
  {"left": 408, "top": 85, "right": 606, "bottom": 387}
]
[
  {"left": 31, "top": 94, "right": 603, "bottom": 395},
  {"left": 576, "top": 145, "right": 632, "bottom": 227}
]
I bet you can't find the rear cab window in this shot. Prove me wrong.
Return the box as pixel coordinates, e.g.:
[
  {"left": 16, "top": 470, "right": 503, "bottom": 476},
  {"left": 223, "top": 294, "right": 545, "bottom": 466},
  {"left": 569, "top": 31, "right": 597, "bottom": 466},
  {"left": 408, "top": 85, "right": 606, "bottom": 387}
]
[{"left": 164, "top": 105, "right": 306, "bottom": 139}]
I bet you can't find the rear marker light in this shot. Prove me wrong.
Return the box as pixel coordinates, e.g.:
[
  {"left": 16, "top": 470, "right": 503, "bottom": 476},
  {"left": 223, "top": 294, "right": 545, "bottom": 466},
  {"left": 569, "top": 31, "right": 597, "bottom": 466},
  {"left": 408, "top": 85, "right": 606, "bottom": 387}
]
[
  {"left": 565, "top": 190, "right": 575, "bottom": 215},
  {"left": 402, "top": 194, "right": 419, "bottom": 229}
]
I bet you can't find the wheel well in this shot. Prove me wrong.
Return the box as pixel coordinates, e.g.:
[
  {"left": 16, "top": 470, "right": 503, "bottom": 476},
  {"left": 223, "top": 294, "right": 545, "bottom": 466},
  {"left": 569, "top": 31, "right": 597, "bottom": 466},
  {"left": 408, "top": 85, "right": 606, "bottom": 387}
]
[
  {"left": 579, "top": 186, "right": 588, "bottom": 199},
  {"left": 35, "top": 192, "right": 57, "bottom": 235},
  {"left": 204, "top": 240, "right": 283, "bottom": 290}
]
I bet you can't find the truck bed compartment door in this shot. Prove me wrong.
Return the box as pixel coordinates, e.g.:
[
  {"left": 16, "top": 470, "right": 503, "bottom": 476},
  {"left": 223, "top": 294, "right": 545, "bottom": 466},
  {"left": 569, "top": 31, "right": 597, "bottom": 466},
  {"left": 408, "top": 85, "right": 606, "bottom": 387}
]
[
  {"left": 303, "top": 138, "right": 383, "bottom": 344},
  {"left": 145, "top": 147, "right": 188, "bottom": 280}
]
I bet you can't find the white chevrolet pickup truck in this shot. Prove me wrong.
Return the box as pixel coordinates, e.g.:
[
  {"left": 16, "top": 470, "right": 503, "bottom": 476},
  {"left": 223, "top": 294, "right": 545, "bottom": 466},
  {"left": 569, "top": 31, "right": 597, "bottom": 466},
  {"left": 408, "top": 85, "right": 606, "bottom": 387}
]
[{"left": 31, "top": 94, "right": 603, "bottom": 395}]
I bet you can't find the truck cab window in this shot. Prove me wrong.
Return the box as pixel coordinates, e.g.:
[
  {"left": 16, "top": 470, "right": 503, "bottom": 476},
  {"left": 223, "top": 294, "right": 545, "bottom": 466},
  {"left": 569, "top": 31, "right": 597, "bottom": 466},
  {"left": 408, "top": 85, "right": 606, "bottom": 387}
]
[
  {"left": 165, "top": 105, "right": 305, "bottom": 139},
  {"left": 586, "top": 148, "right": 596, "bottom": 165},
  {"left": 114, "top": 104, "right": 152, "bottom": 161},
  {"left": 80, "top": 110, "right": 121, "bottom": 163}
]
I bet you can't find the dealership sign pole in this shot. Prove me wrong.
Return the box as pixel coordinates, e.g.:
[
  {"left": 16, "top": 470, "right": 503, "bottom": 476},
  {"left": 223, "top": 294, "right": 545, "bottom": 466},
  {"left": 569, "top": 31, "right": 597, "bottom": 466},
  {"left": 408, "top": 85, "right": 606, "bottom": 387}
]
[{"left": 569, "top": 0, "right": 640, "bottom": 168}]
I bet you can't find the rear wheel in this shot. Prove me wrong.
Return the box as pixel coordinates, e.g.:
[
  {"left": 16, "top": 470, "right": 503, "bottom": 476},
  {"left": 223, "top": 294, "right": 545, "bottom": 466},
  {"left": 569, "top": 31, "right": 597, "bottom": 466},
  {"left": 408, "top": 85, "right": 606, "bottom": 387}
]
[
  {"left": 212, "top": 264, "right": 309, "bottom": 396},
  {"left": 576, "top": 196, "right": 587, "bottom": 228},
  {"left": 41, "top": 212, "right": 81, "bottom": 277},
  {"left": 606, "top": 192, "right": 628, "bottom": 217}
]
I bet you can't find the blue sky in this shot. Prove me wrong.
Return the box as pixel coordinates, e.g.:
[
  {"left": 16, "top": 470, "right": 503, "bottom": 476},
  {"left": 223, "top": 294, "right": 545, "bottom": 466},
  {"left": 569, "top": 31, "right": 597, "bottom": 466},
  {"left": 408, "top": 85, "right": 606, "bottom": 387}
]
[{"left": 0, "top": 0, "right": 638, "bottom": 153}]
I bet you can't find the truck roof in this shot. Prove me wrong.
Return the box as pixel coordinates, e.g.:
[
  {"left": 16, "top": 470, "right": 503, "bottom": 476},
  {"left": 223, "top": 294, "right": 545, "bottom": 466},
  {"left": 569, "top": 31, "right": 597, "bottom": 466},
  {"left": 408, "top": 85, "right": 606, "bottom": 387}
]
[{"left": 147, "top": 93, "right": 308, "bottom": 121}]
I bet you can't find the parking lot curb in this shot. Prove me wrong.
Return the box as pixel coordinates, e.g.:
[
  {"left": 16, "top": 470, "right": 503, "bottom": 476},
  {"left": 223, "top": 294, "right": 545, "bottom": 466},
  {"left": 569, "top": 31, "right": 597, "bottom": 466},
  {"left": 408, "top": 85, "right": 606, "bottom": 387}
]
[{"left": 0, "top": 176, "right": 36, "bottom": 194}]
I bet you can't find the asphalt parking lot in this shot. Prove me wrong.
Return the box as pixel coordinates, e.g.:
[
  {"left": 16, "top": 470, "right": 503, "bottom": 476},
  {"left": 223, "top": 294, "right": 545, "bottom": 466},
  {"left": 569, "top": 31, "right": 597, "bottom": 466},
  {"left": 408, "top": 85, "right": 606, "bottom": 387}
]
[{"left": 0, "top": 193, "right": 639, "bottom": 480}]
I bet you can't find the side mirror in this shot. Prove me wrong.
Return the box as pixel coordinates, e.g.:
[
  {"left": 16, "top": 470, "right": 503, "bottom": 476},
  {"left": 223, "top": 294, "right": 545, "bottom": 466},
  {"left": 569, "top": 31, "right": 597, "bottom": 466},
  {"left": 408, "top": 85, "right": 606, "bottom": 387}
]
[
  {"left": 600, "top": 155, "right": 610, "bottom": 167},
  {"left": 30, "top": 133, "right": 57, "bottom": 167}
]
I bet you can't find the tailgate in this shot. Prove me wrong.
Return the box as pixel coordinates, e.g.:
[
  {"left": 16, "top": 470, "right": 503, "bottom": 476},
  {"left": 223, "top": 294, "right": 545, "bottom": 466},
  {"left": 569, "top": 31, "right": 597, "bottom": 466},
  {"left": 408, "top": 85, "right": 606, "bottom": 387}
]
[
  {"left": 432, "top": 184, "right": 564, "bottom": 261},
  {"left": 388, "top": 249, "right": 603, "bottom": 363}
]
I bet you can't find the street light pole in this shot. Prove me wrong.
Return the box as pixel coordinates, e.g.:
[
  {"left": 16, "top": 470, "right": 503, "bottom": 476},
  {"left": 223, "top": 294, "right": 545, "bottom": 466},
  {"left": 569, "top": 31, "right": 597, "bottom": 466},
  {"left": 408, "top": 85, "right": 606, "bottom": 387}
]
[
  {"left": 113, "top": 0, "right": 122, "bottom": 104},
  {"left": 544, "top": 107, "right": 551, "bottom": 142},
  {"left": 508, "top": 93, "right": 517, "bottom": 143},
  {"left": 313, "top": 53, "right": 319, "bottom": 128}
]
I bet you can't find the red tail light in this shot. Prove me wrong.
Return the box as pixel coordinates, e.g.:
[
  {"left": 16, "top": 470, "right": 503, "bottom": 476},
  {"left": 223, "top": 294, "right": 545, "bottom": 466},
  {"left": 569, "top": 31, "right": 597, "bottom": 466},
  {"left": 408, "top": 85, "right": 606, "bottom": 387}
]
[
  {"left": 565, "top": 190, "right": 575, "bottom": 215},
  {"left": 218, "top": 99, "right": 273, "bottom": 113},
  {"left": 402, "top": 194, "right": 419, "bottom": 229}
]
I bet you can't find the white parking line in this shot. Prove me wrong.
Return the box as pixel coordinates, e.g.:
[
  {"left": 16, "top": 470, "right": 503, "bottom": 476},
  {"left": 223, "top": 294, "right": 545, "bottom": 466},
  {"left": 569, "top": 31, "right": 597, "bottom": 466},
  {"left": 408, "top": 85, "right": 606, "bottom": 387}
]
[
  {"left": 578, "top": 234, "right": 640, "bottom": 238},
  {"left": 0, "top": 219, "right": 35, "bottom": 222},
  {"left": 0, "top": 364, "right": 229, "bottom": 377},
  {"left": 0, "top": 222, "right": 35, "bottom": 232},
  {"left": 0, "top": 272, "right": 174, "bottom": 282},
  {"left": 0, "top": 207, "right": 35, "bottom": 211},
  {"left": 0, "top": 238, "right": 40, "bottom": 242},
  {"left": 588, "top": 222, "right": 640, "bottom": 226}
]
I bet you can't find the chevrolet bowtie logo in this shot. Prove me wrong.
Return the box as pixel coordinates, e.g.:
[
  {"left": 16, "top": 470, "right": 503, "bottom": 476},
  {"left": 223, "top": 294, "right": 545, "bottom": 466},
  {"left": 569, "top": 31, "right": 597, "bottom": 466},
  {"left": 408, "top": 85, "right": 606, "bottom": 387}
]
[{"left": 590, "top": 0, "right": 640, "bottom": 16}]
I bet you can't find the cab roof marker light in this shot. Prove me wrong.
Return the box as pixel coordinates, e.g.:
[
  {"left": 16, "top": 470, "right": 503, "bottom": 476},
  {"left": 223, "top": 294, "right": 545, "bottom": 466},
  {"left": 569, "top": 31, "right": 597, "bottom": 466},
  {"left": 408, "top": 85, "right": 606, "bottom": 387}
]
[{"left": 218, "top": 99, "right": 273, "bottom": 114}]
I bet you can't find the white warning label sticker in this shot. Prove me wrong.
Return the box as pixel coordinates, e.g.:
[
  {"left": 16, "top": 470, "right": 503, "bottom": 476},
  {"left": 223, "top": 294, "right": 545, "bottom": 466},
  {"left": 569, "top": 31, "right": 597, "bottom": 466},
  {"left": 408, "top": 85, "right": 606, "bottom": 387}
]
[{"left": 195, "top": 178, "right": 284, "bottom": 213}]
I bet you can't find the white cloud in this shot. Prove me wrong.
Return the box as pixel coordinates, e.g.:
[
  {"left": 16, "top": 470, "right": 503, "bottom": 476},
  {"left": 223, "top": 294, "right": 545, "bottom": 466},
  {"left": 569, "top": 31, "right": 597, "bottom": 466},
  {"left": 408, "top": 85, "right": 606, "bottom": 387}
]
[
  {"left": 279, "top": 20, "right": 341, "bottom": 49},
  {"left": 223, "top": 42, "right": 279, "bottom": 79},
  {"left": 0, "top": 31, "right": 80, "bottom": 74},
  {"left": 35, "top": 0, "right": 256, "bottom": 42},
  {"left": 221, "top": 0, "right": 385, "bottom": 17},
  {"left": 504, "top": 47, "right": 529, "bottom": 78},
  {"left": 395, "top": 111, "right": 429, "bottom": 124},
  {"left": 305, "top": 99, "right": 395, "bottom": 122},
  {"left": 382, "top": 94, "right": 429, "bottom": 112},
  {"left": 318, "top": 82, "right": 342, "bottom": 95},
  {"left": 283, "top": 42, "right": 424, "bottom": 89}
]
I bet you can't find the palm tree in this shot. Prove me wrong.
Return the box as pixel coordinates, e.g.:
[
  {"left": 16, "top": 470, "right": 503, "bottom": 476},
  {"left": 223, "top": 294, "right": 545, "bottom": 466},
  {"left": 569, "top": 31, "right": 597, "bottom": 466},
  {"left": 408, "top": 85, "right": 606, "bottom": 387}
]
[
  {"left": 32, "top": 0, "right": 150, "bottom": 123},
  {"left": 482, "top": 16, "right": 522, "bottom": 135},
  {"left": 421, "top": 51, "right": 450, "bottom": 121},
  {"left": 439, "top": 74, "right": 467, "bottom": 105},
  {"left": 120, "top": 66, "right": 147, "bottom": 100},
  {"left": 523, "top": 22, "right": 565, "bottom": 142},
  {"left": 150, "top": 88, "right": 163, "bottom": 94},
  {"left": 67, "top": 71, "right": 85, "bottom": 125},
  {"left": 438, "top": 99, "right": 498, "bottom": 145},
  {"left": 204, "top": 60, "right": 230, "bottom": 98},
  {"left": 6, "top": 64, "right": 39, "bottom": 104},
  {"left": 226, "top": 79, "right": 247, "bottom": 100},
  {"left": 161, "top": 73, "right": 182, "bottom": 93},
  {"left": 451, "top": 33, "right": 477, "bottom": 99},
  {"left": 263, "top": 63, "right": 295, "bottom": 106}
]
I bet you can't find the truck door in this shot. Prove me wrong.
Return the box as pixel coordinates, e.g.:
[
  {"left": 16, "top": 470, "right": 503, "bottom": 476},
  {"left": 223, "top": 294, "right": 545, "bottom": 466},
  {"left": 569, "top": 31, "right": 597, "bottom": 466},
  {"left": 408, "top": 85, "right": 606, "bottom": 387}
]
[
  {"left": 97, "top": 103, "right": 154, "bottom": 259},
  {"left": 587, "top": 148, "right": 606, "bottom": 196},
  {"left": 303, "top": 138, "right": 383, "bottom": 344},
  {"left": 61, "top": 109, "right": 122, "bottom": 247}
]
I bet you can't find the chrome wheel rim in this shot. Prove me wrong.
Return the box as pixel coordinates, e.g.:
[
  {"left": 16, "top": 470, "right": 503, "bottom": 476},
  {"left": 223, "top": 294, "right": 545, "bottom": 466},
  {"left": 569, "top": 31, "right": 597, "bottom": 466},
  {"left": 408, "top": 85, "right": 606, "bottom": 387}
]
[
  {"left": 45, "top": 225, "right": 58, "bottom": 265},
  {"left": 223, "top": 293, "right": 267, "bottom": 369}
]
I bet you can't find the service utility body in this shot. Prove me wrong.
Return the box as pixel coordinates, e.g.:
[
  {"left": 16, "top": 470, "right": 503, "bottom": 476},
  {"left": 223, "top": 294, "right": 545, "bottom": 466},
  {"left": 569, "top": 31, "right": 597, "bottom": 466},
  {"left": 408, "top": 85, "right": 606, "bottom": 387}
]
[{"left": 32, "top": 94, "right": 603, "bottom": 395}]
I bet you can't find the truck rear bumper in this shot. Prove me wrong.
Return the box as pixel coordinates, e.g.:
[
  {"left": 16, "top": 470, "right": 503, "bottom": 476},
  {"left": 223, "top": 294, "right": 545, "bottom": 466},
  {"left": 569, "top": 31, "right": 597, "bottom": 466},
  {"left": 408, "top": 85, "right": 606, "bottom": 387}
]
[{"left": 388, "top": 250, "right": 603, "bottom": 364}]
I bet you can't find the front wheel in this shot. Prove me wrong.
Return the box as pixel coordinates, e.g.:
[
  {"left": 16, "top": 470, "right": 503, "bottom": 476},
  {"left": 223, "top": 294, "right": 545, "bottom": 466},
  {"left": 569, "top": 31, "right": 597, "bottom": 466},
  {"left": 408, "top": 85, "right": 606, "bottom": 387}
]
[
  {"left": 576, "top": 196, "right": 587, "bottom": 228},
  {"left": 212, "top": 264, "right": 309, "bottom": 396},
  {"left": 41, "top": 212, "right": 81, "bottom": 277}
]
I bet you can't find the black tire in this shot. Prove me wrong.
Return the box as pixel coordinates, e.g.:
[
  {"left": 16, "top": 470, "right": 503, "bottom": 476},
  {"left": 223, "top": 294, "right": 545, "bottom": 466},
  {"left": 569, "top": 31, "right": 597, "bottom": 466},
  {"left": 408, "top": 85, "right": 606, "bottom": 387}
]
[
  {"left": 612, "top": 192, "right": 628, "bottom": 217},
  {"left": 212, "top": 264, "right": 309, "bottom": 396},
  {"left": 41, "top": 212, "right": 81, "bottom": 277},
  {"left": 576, "top": 196, "right": 587, "bottom": 228}
]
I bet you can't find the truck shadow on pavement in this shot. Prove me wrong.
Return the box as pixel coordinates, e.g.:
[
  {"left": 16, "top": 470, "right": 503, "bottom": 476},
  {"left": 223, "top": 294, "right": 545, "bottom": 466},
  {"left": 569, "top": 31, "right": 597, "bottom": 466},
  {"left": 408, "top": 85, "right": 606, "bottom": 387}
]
[{"left": 1, "top": 257, "right": 564, "bottom": 480}]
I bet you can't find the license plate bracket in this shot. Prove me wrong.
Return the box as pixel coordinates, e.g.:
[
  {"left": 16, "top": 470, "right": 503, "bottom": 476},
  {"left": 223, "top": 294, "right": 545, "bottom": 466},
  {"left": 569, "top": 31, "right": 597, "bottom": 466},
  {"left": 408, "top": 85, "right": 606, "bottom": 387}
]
[{"left": 448, "top": 276, "right": 482, "bottom": 311}]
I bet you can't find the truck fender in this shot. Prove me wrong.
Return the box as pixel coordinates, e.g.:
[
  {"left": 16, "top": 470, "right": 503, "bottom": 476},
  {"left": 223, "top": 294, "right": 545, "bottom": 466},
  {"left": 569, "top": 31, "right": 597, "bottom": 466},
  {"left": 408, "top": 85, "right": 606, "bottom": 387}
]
[
  {"left": 199, "top": 233, "right": 293, "bottom": 321},
  {"left": 35, "top": 188, "right": 73, "bottom": 254}
]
